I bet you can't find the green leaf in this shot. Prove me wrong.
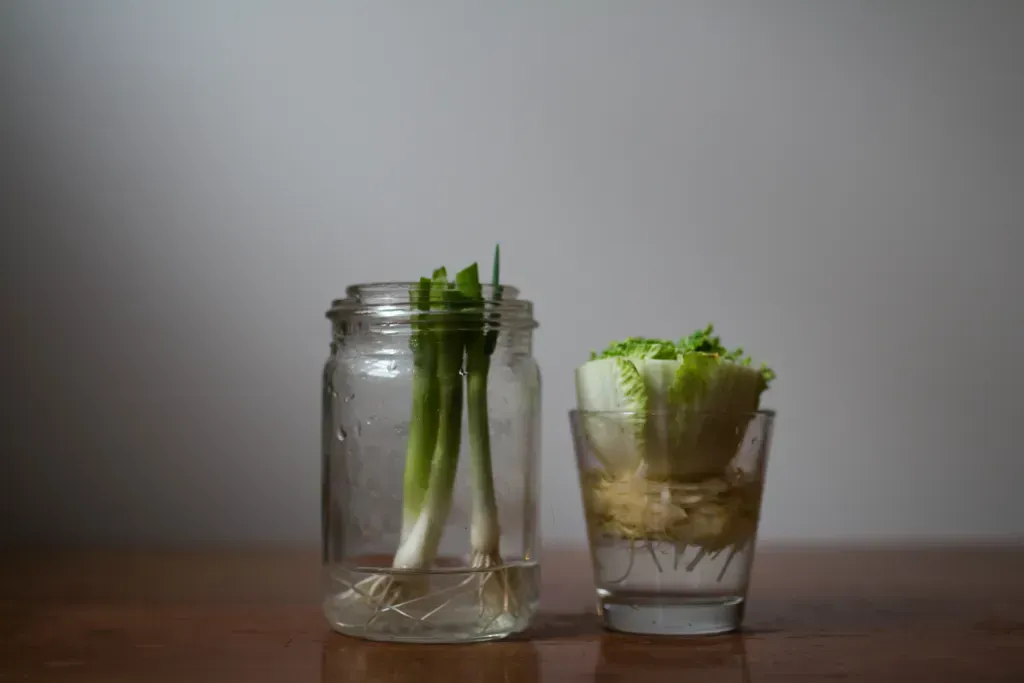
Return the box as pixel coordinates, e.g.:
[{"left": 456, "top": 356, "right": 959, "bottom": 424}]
[
  {"left": 615, "top": 358, "right": 648, "bottom": 412},
  {"left": 484, "top": 244, "right": 501, "bottom": 357},
  {"left": 455, "top": 262, "right": 482, "bottom": 300},
  {"left": 669, "top": 353, "right": 718, "bottom": 406}
]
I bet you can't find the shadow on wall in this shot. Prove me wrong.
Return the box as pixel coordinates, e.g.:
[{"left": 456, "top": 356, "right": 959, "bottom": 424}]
[{"left": 0, "top": 18, "right": 322, "bottom": 545}]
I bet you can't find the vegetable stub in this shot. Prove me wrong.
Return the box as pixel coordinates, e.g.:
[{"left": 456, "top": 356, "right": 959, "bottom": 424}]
[
  {"left": 575, "top": 325, "right": 774, "bottom": 480},
  {"left": 575, "top": 325, "right": 776, "bottom": 570}
]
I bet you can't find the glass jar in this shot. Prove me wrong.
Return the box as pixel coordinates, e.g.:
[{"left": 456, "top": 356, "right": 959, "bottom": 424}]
[{"left": 321, "top": 282, "right": 541, "bottom": 643}]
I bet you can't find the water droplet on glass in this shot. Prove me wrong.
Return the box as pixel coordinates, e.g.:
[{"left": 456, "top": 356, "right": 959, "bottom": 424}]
[
  {"left": 344, "top": 393, "right": 355, "bottom": 403},
  {"left": 387, "top": 361, "right": 397, "bottom": 372},
  {"left": 355, "top": 422, "right": 362, "bottom": 437},
  {"left": 337, "top": 426, "right": 347, "bottom": 441}
]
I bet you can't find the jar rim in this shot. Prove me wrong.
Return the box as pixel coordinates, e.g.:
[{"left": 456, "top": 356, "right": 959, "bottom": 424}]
[
  {"left": 341, "top": 281, "right": 521, "bottom": 300},
  {"left": 326, "top": 281, "right": 537, "bottom": 331}
]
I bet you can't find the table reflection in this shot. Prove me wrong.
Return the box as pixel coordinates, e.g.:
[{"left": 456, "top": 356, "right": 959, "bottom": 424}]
[
  {"left": 593, "top": 633, "right": 748, "bottom": 683},
  {"left": 323, "top": 628, "right": 748, "bottom": 683},
  {"left": 321, "top": 635, "right": 540, "bottom": 683}
]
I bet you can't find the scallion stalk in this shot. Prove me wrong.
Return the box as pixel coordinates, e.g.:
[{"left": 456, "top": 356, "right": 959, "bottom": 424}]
[
  {"left": 392, "top": 268, "right": 466, "bottom": 569},
  {"left": 400, "top": 276, "right": 440, "bottom": 541},
  {"left": 454, "top": 247, "right": 508, "bottom": 574}
]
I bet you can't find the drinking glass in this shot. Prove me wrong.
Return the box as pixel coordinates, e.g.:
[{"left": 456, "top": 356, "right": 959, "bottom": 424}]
[{"left": 569, "top": 409, "right": 774, "bottom": 635}]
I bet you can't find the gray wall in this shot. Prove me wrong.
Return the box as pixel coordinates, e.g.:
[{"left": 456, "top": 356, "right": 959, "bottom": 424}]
[{"left": 2, "top": 1, "right": 1022, "bottom": 547}]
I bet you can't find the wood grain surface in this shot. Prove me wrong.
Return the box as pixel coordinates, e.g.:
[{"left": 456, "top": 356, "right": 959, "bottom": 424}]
[{"left": 2, "top": 546, "right": 1023, "bottom": 681}]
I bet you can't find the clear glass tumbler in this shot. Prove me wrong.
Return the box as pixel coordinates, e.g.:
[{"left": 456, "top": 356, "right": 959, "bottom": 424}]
[
  {"left": 569, "top": 409, "right": 774, "bottom": 635},
  {"left": 322, "top": 283, "right": 541, "bottom": 643}
]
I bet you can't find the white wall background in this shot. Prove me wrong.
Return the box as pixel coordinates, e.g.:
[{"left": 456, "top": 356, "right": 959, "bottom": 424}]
[{"left": 2, "top": 0, "right": 1022, "bottom": 546}]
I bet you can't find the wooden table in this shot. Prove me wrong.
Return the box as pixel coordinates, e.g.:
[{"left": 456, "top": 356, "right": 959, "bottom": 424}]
[{"left": 3, "top": 546, "right": 1023, "bottom": 681}]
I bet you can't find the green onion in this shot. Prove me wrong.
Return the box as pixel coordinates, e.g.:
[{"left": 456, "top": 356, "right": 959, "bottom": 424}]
[
  {"left": 455, "top": 251, "right": 502, "bottom": 567},
  {"left": 393, "top": 268, "right": 466, "bottom": 569},
  {"left": 352, "top": 247, "right": 513, "bottom": 621}
]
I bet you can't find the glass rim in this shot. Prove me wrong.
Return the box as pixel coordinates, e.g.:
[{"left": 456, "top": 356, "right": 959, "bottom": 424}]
[{"left": 569, "top": 407, "right": 776, "bottom": 419}]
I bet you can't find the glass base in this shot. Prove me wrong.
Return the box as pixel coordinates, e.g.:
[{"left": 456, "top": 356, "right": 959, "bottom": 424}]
[
  {"left": 322, "top": 561, "right": 539, "bottom": 644},
  {"left": 328, "top": 624, "right": 516, "bottom": 644},
  {"left": 598, "top": 593, "right": 745, "bottom": 635}
]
